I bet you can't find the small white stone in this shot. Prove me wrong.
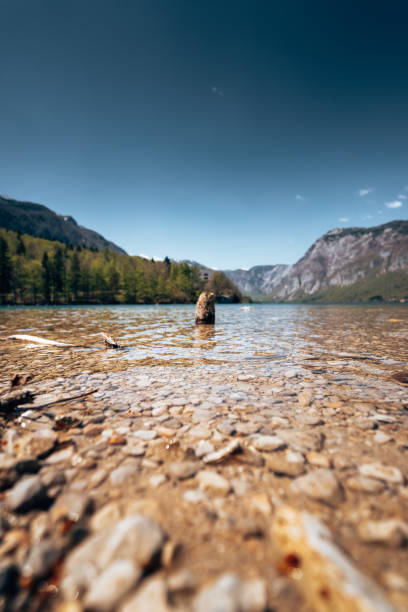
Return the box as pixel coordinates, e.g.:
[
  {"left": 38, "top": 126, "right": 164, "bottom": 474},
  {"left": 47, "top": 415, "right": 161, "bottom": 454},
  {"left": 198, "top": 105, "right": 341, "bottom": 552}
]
[
  {"left": 197, "top": 470, "right": 231, "bottom": 496},
  {"left": 359, "top": 463, "right": 404, "bottom": 485}
]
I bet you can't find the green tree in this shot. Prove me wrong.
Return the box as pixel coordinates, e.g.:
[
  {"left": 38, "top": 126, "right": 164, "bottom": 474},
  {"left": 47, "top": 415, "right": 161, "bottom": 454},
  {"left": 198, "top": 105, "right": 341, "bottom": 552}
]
[
  {"left": 69, "top": 251, "right": 81, "bottom": 301},
  {"left": 0, "top": 236, "right": 12, "bottom": 304},
  {"left": 41, "top": 252, "right": 51, "bottom": 303}
]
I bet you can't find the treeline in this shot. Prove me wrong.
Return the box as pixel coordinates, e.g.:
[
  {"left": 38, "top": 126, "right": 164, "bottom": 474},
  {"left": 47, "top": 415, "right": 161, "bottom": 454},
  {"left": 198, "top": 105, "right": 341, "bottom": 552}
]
[{"left": 0, "top": 229, "right": 243, "bottom": 305}]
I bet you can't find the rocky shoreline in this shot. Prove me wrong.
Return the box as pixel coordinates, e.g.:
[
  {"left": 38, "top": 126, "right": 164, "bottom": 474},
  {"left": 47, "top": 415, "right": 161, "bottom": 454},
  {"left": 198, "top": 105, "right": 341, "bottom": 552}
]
[{"left": 1, "top": 352, "right": 408, "bottom": 611}]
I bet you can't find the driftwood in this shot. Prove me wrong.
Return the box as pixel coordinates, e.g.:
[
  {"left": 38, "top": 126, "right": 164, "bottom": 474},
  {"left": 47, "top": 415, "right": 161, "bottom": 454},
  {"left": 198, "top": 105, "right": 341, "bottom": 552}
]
[
  {"left": 195, "top": 292, "right": 216, "bottom": 325},
  {"left": 8, "top": 334, "right": 75, "bottom": 347},
  {"left": 7, "top": 332, "right": 122, "bottom": 350},
  {"left": 28, "top": 388, "right": 97, "bottom": 410},
  {"left": 100, "top": 332, "right": 120, "bottom": 348}
]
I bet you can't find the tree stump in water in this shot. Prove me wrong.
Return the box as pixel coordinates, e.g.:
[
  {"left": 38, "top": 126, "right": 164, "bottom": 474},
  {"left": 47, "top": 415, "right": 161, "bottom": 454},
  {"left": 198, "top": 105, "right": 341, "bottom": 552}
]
[{"left": 195, "top": 292, "right": 216, "bottom": 325}]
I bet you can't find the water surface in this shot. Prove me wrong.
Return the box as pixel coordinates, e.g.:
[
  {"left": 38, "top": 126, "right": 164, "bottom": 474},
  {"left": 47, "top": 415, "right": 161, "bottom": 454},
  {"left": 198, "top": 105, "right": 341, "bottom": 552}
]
[{"left": 1, "top": 304, "right": 407, "bottom": 385}]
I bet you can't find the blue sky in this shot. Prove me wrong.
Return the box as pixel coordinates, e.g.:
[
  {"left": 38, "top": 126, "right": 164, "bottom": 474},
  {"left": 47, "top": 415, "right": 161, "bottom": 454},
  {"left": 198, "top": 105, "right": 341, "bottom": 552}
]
[{"left": 1, "top": 0, "right": 407, "bottom": 269}]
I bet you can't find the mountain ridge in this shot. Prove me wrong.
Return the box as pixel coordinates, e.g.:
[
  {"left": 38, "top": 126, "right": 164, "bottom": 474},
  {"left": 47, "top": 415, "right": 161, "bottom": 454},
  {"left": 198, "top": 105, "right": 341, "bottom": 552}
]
[
  {"left": 0, "top": 195, "right": 126, "bottom": 254},
  {"left": 223, "top": 220, "right": 408, "bottom": 301}
]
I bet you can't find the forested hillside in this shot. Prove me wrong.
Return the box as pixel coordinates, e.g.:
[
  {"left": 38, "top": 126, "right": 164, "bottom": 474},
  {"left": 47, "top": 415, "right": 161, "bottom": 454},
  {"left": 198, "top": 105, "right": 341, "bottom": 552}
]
[{"left": 0, "top": 230, "right": 242, "bottom": 305}]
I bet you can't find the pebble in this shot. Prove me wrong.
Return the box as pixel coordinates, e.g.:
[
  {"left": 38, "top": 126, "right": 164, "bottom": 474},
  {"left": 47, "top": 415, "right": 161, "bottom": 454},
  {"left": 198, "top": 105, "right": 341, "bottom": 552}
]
[
  {"left": 346, "top": 476, "right": 385, "bottom": 494},
  {"left": 359, "top": 463, "right": 404, "bottom": 485},
  {"left": 203, "top": 440, "right": 241, "bottom": 464},
  {"left": 251, "top": 435, "right": 285, "bottom": 452},
  {"left": 120, "top": 576, "right": 170, "bottom": 612},
  {"left": 265, "top": 449, "right": 306, "bottom": 476},
  {"left": 85, "top": 559, "right": 139, "bottom": 611},
  {"left": 292, "top": 469, "right": 344, "bottom": 505},
  {"left": 133, "top": 430, "right": 157, "bottom": 440},
  {"left": 51, "top": 491, "right": 91, "bottom": 523},
  {"left": 110, "top": 464, "right": 139, "bottom": 486},
  {"left": 5, "top": 476, "right": 48, "bottom": 513},
  {"left": 61, "top": 515, "right": 164, "bottom": 599},
  {"left": 306, "top": 451, "right": 332, "bottom": 468},
  {"left": 373, "top": 431, "right": 392, "bottom": 444},
  {"left": 169, "top": 461, "right": 199, "bottom": 480},
  {"left": 197, "top": 470, "right": 231, "bottom": 496},
  {"left": 18, "top": 429, "right": 57, "bottom": 458},
  {"left": 358, "top": 519, "right": 408, "bottom": 547},
  {"left": 195, "top": 440, "right": 215, "bottom": 458},
  {"left": 193, "top": 573, "right": 266, "bottom": 612}
]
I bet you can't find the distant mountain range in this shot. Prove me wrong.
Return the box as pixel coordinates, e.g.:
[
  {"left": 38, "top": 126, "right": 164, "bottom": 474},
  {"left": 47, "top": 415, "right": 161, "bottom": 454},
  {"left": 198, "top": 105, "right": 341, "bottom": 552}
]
[
  {"left": 223, "top": 220, "right": 408, "bottom": 302},
  {"left": 1, "top": 195, "right": 407, "bottom": 302},
  {"left": 0, "top": 195, "right": 126, "bottom": 254}
]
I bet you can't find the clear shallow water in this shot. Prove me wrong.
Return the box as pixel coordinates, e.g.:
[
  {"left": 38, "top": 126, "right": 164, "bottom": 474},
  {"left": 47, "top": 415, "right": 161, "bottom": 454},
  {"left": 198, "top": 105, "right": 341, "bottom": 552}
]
[{"left": 0, "top": 304, "right": 407, "bottom": 384}]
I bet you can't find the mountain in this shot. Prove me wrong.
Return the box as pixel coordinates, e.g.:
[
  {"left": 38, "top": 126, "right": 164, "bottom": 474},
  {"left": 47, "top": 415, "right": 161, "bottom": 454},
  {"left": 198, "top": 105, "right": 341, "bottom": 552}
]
[
  {"left": 223, "top": 265, "right": 288, "bottom": 298},
  {"left": 0, "top": 195, "right": 126, "bottom": 254},
  {"left": 224, "top": 221, "right": 408, "bottom": 302}
]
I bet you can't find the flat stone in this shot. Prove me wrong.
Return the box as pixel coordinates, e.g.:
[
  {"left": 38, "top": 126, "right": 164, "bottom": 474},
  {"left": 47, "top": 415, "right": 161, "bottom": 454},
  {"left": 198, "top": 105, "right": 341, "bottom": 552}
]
[
  {"left": 306, "top": 452, "right": 332, "bottom": 468},
  {"left": 358, "top": 519, "right": 408, "bottom": 547},
  {"left": 197, "top": 470, "right": 231, "bottom": 496},
  {"left": 346, "top": 476, "right": 385, "bottom": 494},
  {"left": 265, "top": 449, "right": 306, "bottom": 477},
  {"left": 195, "top": 440, "right": 215, "bottom": 458},
  {"left": 168, "top": 461, "right": 199, "bottom": 480},
  {"left": 276, "top": 430, "right": 324, "bottom": 454},
  {"left": 44, "top": 447, "right": 74, "bottom": 464},
  {"left": 373, "top": 431, "right": 392, "bottom": 444},
  {"left": 273, "top": 506, "right": 398, "bottom": 612},
  {"left": 90, "top": 502, "right": 121, "bottom": 531},
  {"left": 133, "top": 430, "right": 157, "bottom": 440},
  {"left": 120, "top": 576, "right": 170, "bottom": 612},
  {"left": 110, "top": 464, "right": 139, "bottom": 486},
  {"left": 51, "top": 491, "right": 91, "bottom": 523},
  {"left": 18, "top": 429, "right": 57, "bottom": 458},
  {"left": 189, "top": 425, "right": 212, "bottom": 439},
  {"left": 5, "top": 476, "right": 48, "bottom": 512},
  {"left": 203, "top": 440, "right": 241, "bottom": 464},
  {"left": 359, "top": 463, "right": 404, "bottom": 485},
  {"left": 61, "top": 515, "right": 164, "bottom": 599},
  {"left": 298, "top": 391, "right": 313, "bottom": 407},
  {"left": 292, "top": 469, "right": 344, "bottom": 505},
  {"left": 193, "top": 573, "right": 266, "bottom": 612},
  {"left": 251, "top": 435, "right": 285, "bottom": 452},
  {"left": 22, "top": 539, "right": 59, "bottom": 580},
  {"left": 85, "top": 560, "right": 140, "bottom": 611},
  {"left": 184, "top": 489, "right": 207, "bottom": 504}
]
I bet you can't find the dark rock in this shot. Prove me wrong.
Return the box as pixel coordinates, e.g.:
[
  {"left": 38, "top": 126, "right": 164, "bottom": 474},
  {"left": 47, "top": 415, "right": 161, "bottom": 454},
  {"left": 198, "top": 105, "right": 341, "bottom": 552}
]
[{"left": 5, "top": 476, "right": 49, "bottom": 513}]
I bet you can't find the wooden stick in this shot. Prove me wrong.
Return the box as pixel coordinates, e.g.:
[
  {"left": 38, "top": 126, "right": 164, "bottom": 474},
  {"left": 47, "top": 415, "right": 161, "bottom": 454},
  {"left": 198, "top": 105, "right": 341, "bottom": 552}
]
[
  {"left": 100, "top": 332, "right": 120, "bottom": 348},
  {"left": 7, "top": 334, "right": 76, "bottom": 347},
  {"left": 28, "top": 388, "right": 97, "bottom": 410}
]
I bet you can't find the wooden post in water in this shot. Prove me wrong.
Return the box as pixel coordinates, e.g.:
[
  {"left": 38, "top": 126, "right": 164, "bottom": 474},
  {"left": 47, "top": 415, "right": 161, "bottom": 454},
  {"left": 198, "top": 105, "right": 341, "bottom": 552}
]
[{"left": 195, "top": 292, "right": 216, "bottom": 325}]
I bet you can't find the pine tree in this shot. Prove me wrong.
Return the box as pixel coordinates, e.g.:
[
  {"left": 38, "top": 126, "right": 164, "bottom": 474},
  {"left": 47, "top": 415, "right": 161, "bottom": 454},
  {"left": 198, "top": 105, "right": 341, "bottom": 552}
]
[
  {"left": 0, "top": 236, "right": 12, "bottom": 304},
  {"left": 41, "top": 252, "right": 51, "bottom": 303}
]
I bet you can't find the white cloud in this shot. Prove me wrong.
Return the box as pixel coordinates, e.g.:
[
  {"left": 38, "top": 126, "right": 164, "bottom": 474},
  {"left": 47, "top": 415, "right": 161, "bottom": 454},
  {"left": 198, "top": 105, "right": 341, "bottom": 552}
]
[
  {"left": 338, "top": 217, "right": 349, "bottom": 222},
  {"left": 385, "top": 200, "right": 403, "bottom": 209},
  {"left": 295, "top": 194, "right": 303, "bottom": 200},
  {"left": 362, "top": 214, "right": 373, "bottom": 220},
  {"left": 357, "top": 187, "right": 375, "bottom": 197},
  {"left": 397, "top": 194, "right": 407, "bottom": 200}
]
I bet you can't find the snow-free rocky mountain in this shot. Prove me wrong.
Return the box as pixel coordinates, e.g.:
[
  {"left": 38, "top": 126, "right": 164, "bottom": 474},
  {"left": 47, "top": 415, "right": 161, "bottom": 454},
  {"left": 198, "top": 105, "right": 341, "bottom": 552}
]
[
  {"left": 0, "top": 196, "right": 126, "bottom": 254},
  {"left": 223, "top": 221, "right": 408, "bottom": 301}
]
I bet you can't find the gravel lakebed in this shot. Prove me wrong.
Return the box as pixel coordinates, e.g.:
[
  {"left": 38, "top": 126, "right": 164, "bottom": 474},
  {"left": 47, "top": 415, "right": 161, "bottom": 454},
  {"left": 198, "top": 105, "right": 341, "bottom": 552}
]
[{"left": 0, "top": 305, "right": 408, "bottom": 611}]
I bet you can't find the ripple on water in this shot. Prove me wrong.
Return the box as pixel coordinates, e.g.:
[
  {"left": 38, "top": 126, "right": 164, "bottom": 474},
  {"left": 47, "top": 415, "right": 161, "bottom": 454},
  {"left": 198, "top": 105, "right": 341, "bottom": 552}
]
[{"left": 0, "top": 303, "right": 407, "bottom": 384}]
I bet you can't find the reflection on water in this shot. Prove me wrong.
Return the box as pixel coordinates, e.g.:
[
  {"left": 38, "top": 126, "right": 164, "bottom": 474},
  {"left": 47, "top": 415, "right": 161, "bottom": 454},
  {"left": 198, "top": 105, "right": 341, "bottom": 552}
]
[{"left": 0, "top": 304, "right": 407, "bottom": 384}]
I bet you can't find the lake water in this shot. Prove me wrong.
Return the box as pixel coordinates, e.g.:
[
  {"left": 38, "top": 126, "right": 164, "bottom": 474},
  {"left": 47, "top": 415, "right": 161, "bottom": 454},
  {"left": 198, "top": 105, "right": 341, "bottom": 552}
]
[{"left": 1, "top": 303, "right": 407, "bottom": 386}]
